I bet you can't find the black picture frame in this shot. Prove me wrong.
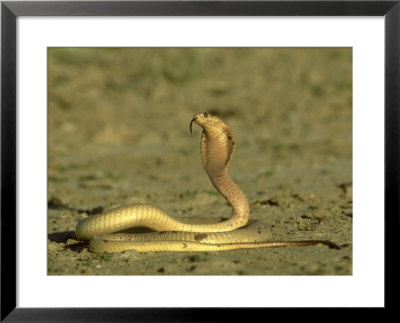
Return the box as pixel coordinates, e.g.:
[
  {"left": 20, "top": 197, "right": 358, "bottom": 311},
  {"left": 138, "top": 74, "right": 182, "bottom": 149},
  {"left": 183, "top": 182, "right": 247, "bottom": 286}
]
[{"left": 1, "top": 0, "right": 398, "bottom": 321}]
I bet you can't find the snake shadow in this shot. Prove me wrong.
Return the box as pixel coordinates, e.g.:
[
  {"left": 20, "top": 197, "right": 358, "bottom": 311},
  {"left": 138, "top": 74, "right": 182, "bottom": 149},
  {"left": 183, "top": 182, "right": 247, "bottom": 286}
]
[
  {"left": 48, "top": 227, "right": 159, "bottom": 253},
  {"left": 48, "top": 231, "right": 88, "bottom": 252}
]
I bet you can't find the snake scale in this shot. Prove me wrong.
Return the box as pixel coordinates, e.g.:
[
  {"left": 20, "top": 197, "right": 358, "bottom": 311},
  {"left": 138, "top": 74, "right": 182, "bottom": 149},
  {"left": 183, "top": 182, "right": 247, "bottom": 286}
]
[{"left": 76, "top": 112, "right": 339, "bottom": 252}]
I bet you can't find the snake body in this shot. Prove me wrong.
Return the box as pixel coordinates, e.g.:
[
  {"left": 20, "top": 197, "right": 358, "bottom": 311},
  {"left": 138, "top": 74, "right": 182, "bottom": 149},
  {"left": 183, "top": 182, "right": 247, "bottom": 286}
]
[{"left": 76, "top": 112, "right": 338, "bottom": 252}]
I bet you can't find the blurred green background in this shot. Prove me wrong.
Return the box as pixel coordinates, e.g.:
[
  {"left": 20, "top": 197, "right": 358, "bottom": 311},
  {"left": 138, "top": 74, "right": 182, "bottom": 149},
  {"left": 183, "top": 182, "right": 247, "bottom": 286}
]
[{"left": 48, "top": 47, "right": 352, "bottom": 200}]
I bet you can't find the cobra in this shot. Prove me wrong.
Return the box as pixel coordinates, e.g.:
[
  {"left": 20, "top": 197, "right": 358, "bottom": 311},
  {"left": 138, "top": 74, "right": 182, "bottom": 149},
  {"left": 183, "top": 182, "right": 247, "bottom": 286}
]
[{"left": 75, "top": 112, "right": 339, "bottom": 252}]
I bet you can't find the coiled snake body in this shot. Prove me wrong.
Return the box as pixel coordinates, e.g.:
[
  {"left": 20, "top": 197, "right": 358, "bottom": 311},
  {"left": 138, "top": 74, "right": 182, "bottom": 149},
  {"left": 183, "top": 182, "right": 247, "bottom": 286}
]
[{"left": 76, "top": 112, "right": 338, "bottom": 252}]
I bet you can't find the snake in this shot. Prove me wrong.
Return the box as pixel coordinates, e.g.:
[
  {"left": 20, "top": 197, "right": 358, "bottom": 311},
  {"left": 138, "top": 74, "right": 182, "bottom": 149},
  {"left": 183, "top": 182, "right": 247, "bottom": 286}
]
[{"left": 75, "top": 112, "right": 339, "bottom": 253}]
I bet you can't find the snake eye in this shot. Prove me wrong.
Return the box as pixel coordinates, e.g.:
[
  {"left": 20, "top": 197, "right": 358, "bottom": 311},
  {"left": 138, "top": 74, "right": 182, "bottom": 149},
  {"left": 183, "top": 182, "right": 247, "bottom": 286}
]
[{"left": 204, "top": 112, "right": 208, "bottom": 117}]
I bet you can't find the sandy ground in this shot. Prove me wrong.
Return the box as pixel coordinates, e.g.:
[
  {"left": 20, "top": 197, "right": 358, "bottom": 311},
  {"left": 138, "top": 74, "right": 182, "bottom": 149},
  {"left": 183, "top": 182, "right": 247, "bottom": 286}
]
[{"left": 48, "top": 48, "right": 352, "bottom": 275}]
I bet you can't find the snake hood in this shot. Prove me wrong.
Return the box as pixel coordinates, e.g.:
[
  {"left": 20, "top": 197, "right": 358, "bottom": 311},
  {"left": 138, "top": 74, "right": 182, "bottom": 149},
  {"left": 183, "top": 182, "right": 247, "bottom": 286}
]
[{"left": 190, "top": 112, "right": 236, "bottom": 169}]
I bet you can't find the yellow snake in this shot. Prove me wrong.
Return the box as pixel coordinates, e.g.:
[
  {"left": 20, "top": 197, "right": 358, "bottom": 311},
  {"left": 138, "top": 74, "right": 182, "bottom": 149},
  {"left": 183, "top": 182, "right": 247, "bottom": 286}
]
[{"left": 76, "top": 112, "right": 339, "bottom": 252}]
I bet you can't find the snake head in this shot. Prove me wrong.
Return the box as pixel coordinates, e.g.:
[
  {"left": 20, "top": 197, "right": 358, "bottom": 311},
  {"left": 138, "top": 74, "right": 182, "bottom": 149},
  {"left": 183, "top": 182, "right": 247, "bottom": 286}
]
[
  {"left": 190, "top": 112, "right": 208, "bottom": 134},
  {"left": 190, "top": 112, "right": 225, "bottom": 134},
  {"left": 190, "top": 112, "right": 234, "bottom": 142}
]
